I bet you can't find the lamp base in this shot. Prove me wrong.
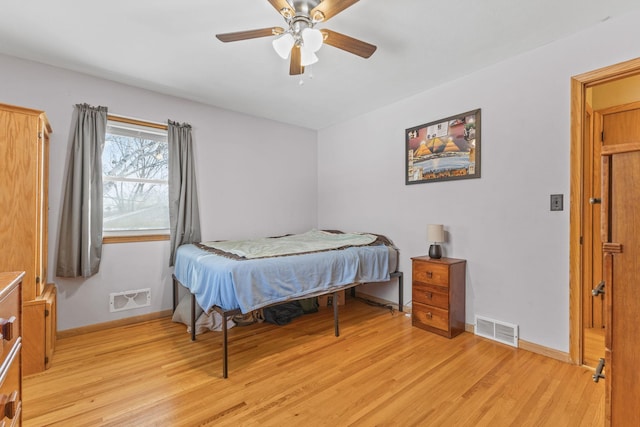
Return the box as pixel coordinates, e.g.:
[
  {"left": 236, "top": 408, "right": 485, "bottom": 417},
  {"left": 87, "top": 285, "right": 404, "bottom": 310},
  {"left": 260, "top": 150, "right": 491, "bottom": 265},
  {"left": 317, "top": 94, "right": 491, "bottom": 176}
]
[{"left": 429, "top": 244, "right": 442, "bottom": 259}]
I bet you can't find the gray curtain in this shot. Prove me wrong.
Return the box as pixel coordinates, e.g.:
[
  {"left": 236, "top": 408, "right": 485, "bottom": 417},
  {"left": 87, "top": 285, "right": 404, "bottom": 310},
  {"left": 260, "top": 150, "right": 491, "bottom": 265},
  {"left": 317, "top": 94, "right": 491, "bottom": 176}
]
[
  {"left": 56, "top": 103, "right": 108, "bottom": 277},
  {"left": 168, "top": 120, "right": 201, "bottom": 266}
]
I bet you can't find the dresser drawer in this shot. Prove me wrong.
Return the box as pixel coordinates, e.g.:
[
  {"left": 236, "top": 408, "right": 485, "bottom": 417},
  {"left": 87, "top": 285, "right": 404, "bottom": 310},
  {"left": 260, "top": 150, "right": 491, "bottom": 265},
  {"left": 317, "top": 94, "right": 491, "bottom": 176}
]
[
  {"left": 412, "top": 302, "right": 449, "bottom": 332},
  {"left": 0, "top": 341, "right": 21, "bottom": 427},
  {"left": 0, "top": 284, "right": 20, "bottom": 365},
  {"left": 412, "top": 282, "right": 448, "bottom": 309},
  {"left": 413, "top": 262, "right": 449, "bottom": 287}
]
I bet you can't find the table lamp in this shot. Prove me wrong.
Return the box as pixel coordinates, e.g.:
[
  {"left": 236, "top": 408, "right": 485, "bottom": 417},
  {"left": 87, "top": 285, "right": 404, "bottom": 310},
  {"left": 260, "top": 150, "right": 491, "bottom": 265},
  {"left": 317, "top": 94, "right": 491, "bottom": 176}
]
[{"left": 427, "top": 224, "right": 444, "bottom": 259}]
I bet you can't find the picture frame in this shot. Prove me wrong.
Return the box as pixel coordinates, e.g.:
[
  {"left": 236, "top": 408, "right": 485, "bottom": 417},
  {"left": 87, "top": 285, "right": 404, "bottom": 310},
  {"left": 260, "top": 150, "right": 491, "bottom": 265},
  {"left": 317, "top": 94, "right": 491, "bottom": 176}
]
[{"left": 405, "top": 108, "right": 481, "bottom": 184}]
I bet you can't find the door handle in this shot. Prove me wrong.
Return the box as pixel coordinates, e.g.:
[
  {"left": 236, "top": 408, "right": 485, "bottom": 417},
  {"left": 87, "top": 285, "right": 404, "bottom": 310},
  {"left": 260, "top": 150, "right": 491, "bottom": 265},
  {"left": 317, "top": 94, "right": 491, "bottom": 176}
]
[
  {"left": 592, "top": 281, "right": 605, "bottom": 297},
  {"left": 593, "top": 358, "right": 605, "bottom": 383},
  {"left": 589, "top": 197, "right": 602, "bottom": 204}
]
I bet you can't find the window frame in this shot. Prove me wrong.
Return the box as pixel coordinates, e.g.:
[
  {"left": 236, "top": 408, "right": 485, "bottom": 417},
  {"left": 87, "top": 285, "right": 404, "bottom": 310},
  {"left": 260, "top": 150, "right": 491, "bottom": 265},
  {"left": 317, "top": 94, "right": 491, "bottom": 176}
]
[{"left": 102, "top": 115, "right": 170, "bottom": 244}]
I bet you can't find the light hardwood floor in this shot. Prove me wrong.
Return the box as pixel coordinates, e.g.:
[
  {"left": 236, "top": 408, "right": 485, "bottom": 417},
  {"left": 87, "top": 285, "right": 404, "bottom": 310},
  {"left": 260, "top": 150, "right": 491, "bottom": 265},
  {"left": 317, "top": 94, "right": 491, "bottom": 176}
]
[
  {"left": 23, "top": 298, "right": 604, "bottom": 426},
  {"left": 583, "top": 327, "right": 605, "bottom": 368}
]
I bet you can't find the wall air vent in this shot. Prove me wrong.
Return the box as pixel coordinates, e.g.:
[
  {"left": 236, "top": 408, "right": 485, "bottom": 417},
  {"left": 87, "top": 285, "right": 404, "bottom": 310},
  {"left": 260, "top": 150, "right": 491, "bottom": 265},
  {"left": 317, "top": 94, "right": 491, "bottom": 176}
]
[
  {"left": 109, "top": 288, "right": 151, "bottom": 312},
  {"left": 475, "top": 315, "right": 519, "bottom": 347}
]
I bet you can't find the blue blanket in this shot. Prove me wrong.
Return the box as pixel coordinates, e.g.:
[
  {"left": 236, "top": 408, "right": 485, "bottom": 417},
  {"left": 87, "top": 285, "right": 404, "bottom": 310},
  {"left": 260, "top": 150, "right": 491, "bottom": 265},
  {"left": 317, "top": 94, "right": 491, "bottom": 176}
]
[{"left": 174, "top": 243, "right": 390, "bottom": 314}]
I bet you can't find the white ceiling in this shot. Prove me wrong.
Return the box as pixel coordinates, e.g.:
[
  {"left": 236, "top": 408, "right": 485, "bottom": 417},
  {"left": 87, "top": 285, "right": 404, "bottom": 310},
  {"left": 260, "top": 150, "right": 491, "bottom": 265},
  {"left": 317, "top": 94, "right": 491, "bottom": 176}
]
[{"left": 2, "top": 0, "right": 639, "bottom": 130}]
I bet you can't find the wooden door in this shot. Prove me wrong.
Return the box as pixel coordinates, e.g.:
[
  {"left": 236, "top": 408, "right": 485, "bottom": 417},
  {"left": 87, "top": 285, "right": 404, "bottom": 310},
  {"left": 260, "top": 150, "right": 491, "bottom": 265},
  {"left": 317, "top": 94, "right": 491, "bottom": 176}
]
[
  {"left": 583, "top": 107, "right": 604, "bottom": 329},
  {"left": 601, "top": 144, "right": 640, "bottom": 426},
  {"left": 582, "top": 103, "right": 640, "bottom": 368},
  {"left": 602, "top": 107, "right": 640, "bottom": 145}
]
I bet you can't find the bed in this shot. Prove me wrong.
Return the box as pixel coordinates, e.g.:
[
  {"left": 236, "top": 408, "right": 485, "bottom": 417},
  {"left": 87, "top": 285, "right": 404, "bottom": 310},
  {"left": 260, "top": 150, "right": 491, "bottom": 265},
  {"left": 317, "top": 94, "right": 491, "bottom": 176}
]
[{"left": 172, "top": 229, "right": 403, "bottom": 378}]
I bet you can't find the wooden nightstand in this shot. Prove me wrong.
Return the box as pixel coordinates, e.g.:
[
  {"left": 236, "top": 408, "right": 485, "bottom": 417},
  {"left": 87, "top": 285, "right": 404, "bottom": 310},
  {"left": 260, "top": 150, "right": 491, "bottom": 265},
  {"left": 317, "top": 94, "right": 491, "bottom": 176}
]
[{"left": 411, "top": 256, "right": 466, "bottom": 338}]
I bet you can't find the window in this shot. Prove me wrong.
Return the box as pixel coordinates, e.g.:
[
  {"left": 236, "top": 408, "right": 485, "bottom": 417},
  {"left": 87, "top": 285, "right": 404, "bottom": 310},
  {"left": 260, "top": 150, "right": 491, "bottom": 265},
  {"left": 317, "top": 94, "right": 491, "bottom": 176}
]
[{"left": 102, "top": 116, "right": 169, "bottom": 242}]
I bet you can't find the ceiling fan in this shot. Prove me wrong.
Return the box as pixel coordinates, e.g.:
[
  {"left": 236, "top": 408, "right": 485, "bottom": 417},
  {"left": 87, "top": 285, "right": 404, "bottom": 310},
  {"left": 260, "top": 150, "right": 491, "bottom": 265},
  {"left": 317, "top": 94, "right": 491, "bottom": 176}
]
[{"left": 215, "top": 0, "right": 377, "bottom": 76}]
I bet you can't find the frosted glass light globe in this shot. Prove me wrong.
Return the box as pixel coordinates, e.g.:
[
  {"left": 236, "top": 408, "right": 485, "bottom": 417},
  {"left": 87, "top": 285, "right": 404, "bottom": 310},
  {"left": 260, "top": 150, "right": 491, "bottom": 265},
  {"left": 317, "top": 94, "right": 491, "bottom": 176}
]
[
  {"left": 302, "top": 28, "right": 323, "bottom": 52},
  {"left": 272, "top": 33, "right": 295, "bottom": 59}
]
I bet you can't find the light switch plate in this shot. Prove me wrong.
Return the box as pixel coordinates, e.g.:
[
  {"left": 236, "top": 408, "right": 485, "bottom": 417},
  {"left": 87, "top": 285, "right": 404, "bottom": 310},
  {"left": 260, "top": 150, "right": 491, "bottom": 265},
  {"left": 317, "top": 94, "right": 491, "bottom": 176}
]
[{"left": 550, "top": 194, "right": 563, "bottom": 211}]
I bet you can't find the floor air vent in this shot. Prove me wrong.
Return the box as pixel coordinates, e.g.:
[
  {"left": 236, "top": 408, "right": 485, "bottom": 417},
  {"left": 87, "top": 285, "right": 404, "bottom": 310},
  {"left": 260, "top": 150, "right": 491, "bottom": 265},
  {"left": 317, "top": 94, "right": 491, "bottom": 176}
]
[{"left": 475, "top": 315, "right": 519, "bottom": 347}]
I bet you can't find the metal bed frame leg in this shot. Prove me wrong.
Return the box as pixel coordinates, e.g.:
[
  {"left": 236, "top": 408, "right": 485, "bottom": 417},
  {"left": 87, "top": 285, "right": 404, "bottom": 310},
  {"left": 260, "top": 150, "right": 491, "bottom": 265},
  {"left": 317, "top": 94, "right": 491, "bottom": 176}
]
[
  {"left": 333, "top": 291, "right": 340, "bottom": 337},
  {"left": 172, "top": 276, "right": 179, "bottom": 312},
  {"left": 390, "top": 271, "right": 404, "bottom": 312},
  {"left": 397, "top": 271, "right": 404, "bottom": 312},
  {"left": 175, "top": 275, "right": 233, "bottom": 378},
  {"left": 222, "top": 311, "right": 229, "bottom": 378},
  {"left": 190, "top": 293, "right": 196, "bottom": 342}
]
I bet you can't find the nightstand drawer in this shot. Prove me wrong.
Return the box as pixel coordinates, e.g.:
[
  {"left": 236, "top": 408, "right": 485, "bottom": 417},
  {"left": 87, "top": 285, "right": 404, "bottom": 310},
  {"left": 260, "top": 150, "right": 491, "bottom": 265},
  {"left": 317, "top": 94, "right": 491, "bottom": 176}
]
[
  {"left": 412, "top": 282, "right": 448, "bottom": 309},
  {"left": 413, "top": 262, "right": 449, "bottom": 287},
  {"left": 412, "top": 302, "right": 448, "bottom": 332}
]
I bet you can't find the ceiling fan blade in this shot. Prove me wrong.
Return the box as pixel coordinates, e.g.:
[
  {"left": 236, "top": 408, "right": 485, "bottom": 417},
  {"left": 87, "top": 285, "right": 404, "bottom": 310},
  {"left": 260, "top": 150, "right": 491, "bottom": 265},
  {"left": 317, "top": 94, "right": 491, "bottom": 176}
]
[
  {"left": 266, "top": 0, "right": 296, "bottom": 18},
  {"left": 216, "top": 27, "right": 284, "bottom": 42},
  {"left": 311, "top": 0, "right": 359, "bottom": 22},
  {"left": 290, "top": 46, "right": 304, "bottom": 75},
  {"left": 320, "top": 29, "right": 376, "bottom": 58}
]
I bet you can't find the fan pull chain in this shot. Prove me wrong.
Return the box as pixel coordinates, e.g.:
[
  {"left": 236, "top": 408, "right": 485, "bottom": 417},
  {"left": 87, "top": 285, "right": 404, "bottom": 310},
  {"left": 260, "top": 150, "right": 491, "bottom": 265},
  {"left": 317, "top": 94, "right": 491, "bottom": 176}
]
[{"left": 298, "top": 66, "right": 313, "bottom": 86}]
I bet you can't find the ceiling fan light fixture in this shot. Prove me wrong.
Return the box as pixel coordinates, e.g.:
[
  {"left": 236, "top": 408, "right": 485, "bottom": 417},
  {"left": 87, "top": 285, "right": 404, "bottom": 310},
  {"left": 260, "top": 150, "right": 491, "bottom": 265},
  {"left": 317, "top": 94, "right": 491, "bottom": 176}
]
[
  {"left": 272, "top": 33, "right": 295, "bottom": 59},
  {"left": 216, "top": 0, "right": 377, "bottom": 77},
  {"left": 300, "top": 46, "right": 319, "bottom": 66},
  {"left": 302, "top": 27, "right": 323, "bottom": 52}
]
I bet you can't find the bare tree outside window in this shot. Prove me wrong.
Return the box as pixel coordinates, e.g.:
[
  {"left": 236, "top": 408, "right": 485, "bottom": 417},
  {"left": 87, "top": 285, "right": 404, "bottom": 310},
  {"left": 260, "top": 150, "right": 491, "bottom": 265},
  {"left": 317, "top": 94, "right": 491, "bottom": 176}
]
[{"left": 103, "top": 120, "right": 169, "bottom": 233}]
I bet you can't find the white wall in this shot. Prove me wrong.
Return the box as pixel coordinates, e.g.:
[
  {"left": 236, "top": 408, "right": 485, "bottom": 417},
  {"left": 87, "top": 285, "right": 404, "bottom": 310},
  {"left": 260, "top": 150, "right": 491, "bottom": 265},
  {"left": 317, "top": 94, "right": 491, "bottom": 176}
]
[
  {"left": 317, "top": 10, "right": 640, "bottom": 352},
  {"left": 3, "top": 9, "right": 640, "bottom": 348},
  {"left": 0, "top": 54, "right": 318, "bottom": 331}
]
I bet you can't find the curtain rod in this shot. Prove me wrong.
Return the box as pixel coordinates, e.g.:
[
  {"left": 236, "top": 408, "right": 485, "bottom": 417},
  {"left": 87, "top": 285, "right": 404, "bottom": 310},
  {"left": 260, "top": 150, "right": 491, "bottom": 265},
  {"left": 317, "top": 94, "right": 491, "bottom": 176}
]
[{"left": 108, "top": 113, "right": 168, "bottom": 130}]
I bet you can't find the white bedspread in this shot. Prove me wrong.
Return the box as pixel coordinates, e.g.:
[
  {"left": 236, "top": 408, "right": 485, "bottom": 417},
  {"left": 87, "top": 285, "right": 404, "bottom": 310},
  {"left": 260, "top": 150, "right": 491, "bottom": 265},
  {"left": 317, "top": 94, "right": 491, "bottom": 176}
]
[{"left": 200, "top": 229, "right": 377, "bottom": 259}]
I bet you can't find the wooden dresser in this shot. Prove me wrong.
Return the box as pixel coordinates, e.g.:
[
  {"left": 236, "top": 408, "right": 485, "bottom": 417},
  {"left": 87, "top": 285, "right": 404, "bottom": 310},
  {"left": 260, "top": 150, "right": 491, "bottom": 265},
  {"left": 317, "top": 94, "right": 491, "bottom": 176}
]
[
  {"left": 0, "top": 272, "right": 24, "bottom": 426},
  {"left": 411, "top": 256, "right": 466, "bottom": 338},
  {"left": 0, "top": 103, "right": 56, "bottom": 375}
]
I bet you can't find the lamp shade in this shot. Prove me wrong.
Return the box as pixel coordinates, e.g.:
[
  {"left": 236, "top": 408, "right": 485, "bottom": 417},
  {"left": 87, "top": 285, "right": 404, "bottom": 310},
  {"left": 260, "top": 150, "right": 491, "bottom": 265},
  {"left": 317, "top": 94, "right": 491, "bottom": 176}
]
[
  {"left": 272, "top": 33, "right": 295, "bottom": 59},
  {"left": 302, "top": 27, "right": 323, "bottom": 52},
  {"left": 300, "top": 46, "right": 319, "bottom": 66},
  {"left": 427, "top": 224, "right": 444, "bottom": 243}
]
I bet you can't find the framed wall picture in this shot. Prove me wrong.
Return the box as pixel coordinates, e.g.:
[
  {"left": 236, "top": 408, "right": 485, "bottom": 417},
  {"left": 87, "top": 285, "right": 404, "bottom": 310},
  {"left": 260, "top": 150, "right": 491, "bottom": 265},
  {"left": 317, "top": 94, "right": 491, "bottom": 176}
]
[{"left": 405, "top": 109, "right": 481, "bottom": 184}]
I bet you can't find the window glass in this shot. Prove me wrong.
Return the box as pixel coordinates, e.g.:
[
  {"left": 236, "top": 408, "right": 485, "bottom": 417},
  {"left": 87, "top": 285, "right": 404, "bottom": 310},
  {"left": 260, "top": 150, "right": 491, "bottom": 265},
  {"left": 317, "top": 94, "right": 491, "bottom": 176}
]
[{"left": 103, "top": 118, "right": 169, "bottom": 236}]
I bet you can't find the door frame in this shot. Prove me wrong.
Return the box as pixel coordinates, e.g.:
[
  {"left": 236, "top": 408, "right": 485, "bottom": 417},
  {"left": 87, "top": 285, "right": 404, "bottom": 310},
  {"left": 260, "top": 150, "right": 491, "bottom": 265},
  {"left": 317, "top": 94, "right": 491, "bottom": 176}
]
[{"left": 569, "top": 56, "right": 640, "bottom": 364}]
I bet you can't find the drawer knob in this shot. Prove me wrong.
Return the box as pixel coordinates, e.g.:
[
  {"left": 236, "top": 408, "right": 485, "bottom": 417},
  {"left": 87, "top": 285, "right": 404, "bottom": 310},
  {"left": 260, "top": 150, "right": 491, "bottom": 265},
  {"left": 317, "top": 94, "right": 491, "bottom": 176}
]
[
  {"left": 426, "top": 312, "right": 433, "bottom": 318},
  {"left": 0, "top": 390, "right": 18, "bottom": 419},
  {"left": 425, "top": 292, "right": 433, "bottom": 299},
  {"left": 426, "top": 271, "right": 433, "bottom": 278},
  {"left": 0, "top": 317, "right": 15, "bottom": 342}
]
